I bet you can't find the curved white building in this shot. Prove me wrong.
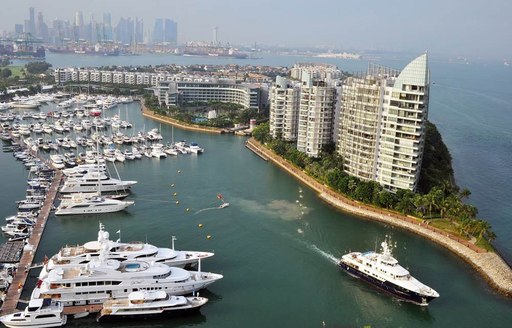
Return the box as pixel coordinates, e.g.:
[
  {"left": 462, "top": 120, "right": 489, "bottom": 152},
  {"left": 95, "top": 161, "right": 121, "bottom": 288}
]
[
  {"left": 156, "top": 80, "right": 266, "bottom": 110},
  {"left": 337, "top": 54, "right": 430, "bottom": 191}
]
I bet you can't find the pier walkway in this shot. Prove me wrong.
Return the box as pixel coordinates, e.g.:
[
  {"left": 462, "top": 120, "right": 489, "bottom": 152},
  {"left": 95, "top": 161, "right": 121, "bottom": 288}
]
[{"left": 0, "top": 170, "right": 63, "bottom": 315}]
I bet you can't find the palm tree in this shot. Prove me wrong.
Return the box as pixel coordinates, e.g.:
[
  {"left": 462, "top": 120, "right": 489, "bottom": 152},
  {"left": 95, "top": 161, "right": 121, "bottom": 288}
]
[
  {"left": 459, "top": 188, "right": 471, "bottom": 200},
  {"left": 413, "top": 194, "right": 427, "bottom": 218},
  {"left": 475, "top": 220, "right": 496, "bottom": 242}
]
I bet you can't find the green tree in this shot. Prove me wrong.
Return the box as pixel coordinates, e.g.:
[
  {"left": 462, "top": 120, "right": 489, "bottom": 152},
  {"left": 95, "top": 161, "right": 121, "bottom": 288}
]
[
  {"left": 375, "top": 190, "right": 397, "bottom": 209},
  {"left": 394, "top": 189, "right": 416, "bottom": 214},
  {"left": 354, "top": 181, "right": 376, "bottom": 203},
  {"left": 25, "top": 61, "right": 52, "bottom": 74},
  {"left": 1, "top": 68, "right": 12, "bottom": 78},
  {"left": 252, "top": 122, "right": 270, "bottom": 144}
]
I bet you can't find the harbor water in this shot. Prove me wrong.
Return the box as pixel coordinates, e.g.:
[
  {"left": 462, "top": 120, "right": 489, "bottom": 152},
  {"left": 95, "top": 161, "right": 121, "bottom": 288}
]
[{"left": 1, "top": 54, "right": 511, "bottom": 327}]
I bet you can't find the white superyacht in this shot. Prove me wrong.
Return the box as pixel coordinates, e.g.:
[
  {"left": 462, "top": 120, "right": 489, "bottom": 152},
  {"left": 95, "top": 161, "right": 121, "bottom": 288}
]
[
  {"left": 339, "top": 240, "right": 439, "bottom": 306},
  {"left": 54, "top": 194, "right": 134, "bottom": 215},
  {"left": 38, "top": 223, "right": 215, "bottom": 279},
  {"left": 31, "top": 248, "right": 223, "bottom": 307},
  {"left": 59, "top": 172, "right": 137, "bottom": 193}
]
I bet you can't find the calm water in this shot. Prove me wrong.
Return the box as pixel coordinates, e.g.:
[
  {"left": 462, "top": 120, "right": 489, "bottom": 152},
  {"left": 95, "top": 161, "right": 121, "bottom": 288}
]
[{"left": 1, "top": 54, "right": 511, "bottom": 327}]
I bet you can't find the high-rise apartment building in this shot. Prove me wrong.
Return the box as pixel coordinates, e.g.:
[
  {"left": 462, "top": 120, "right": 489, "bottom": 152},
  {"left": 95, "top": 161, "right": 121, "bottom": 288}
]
[
  {"left": 269, "top": 76, "right": 300, "bottom": 141},
  {"left": 297, "top": 73, "right": 338, "bottom": 157},
  {"left": 337, "top": 54, "right": 430, "bottom": 191},
  {"left": 269, "top": 65, "right": 340, "bottom": 156},
  {"left": 337, "top": 73, "right": 386, "bottom": 181}
]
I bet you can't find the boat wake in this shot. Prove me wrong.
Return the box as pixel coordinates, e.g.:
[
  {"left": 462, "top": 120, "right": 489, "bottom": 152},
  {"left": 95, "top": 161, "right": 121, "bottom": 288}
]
[
  {"left": 193, "top": 207, "right": 220, "bottom": 215},
  {"left": 308, "top": 244, "right": 339, "bottom": 265},
  {"left": 282, "top": 231, "right": 339, "bottom": 265}
]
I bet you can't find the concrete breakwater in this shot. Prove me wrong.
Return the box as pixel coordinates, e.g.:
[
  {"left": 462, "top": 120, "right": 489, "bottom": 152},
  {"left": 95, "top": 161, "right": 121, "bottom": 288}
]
[{"left": 245, "top": 138, "right": 512, "bottom": 297}]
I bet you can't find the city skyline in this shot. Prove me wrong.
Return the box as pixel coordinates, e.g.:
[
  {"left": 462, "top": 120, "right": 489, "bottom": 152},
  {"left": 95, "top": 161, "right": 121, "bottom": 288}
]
[{"left": 1, "top": 0, "right": 511, "bottom": 59}]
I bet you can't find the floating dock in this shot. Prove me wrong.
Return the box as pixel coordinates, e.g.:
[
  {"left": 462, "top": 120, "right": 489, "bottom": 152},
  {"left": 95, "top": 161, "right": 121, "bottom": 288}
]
[
  {"left": 0, "top": 170, "right": 63, "bottom": 315},
  {"left": 0, "top": 242, "right": 25, "bottom": 263}
]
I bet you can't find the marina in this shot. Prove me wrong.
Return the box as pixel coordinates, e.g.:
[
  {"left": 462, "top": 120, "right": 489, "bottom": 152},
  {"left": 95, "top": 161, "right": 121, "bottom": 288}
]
[
  {"left": 0, "top": 97, "right": 216, "bottom": 324},
  {"left": 0, "top": 167, "right": 62, "bottom": 315},
  {"left": 0, "top": 57, "right": 512, "bottom": 326}
]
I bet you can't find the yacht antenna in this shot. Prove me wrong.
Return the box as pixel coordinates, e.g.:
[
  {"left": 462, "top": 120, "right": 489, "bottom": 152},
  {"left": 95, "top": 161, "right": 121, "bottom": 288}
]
[{"left": 171, "top": 236, "right": 176, "bottom": 250}]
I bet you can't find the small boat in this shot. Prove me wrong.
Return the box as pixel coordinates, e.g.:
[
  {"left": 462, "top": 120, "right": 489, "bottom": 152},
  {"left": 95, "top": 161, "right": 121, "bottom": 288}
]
[
  {"left": 90, "top": 108, "right": 102, "bottom": 117},
  {"left": 96, "top": 290, "right": 207, "bottom": 322},
  {"left": 0, "top": 299, "right": 67, "bottom": 328},
  {"left": 217, "top": 194, "right": 229, "bottom": 208}
]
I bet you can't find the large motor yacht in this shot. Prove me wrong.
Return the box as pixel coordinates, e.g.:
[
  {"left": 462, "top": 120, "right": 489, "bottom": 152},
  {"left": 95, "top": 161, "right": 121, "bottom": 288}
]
[
  {"left": 54, "top": 194, "right": 134, "bottom": 215},
  {"left": 38, "top": 223, "right": 215, "bottom": 279},
  {"left": 31, "top": 251, "right": 223, "bottom": 307},
  {"left": 96, "top": 290, "right": 208, "bottom": 322},
  {"left": 338, "top": 240, "right": 440, "bottom": 306},
  {"left": 59, "top": 172, "right": 137, "bottom": 193},
  {"left": 0, "top": 299, "right": 67, "bottom": 328}
]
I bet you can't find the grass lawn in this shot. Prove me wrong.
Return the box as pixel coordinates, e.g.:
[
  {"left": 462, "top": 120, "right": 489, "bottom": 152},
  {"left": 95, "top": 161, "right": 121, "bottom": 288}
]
[
  {"left": 475, "top": 238, "right": 495, "bottom": 252},
  {"left": 7, "top": 66, "right": 25, "bottom": 78},
  {"left": 429, "top": 219, "right": 468, "bottom": 239}
]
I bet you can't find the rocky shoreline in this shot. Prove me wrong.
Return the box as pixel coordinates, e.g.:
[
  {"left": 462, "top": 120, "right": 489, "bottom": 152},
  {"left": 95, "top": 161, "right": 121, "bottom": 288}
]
[{"left": 245, "top": 138, "right": 512, "bottom": 297}]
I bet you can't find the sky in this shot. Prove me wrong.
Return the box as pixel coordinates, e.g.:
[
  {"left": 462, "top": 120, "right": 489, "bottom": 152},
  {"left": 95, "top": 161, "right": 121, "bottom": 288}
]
[{"left": 1, "top": 0, "right": 511, "bottom": 59}]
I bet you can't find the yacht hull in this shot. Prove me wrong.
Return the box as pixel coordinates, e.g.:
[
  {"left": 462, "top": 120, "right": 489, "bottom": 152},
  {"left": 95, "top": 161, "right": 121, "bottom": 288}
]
[
  {"left": 339, "top": 261, "right": 437, "bottom": 306},
  {"left": 96, "top": 303, "right": 203, "bottom": 322},
  {"left": 55, "top": 202, "right": 133, "bottom": 215}
]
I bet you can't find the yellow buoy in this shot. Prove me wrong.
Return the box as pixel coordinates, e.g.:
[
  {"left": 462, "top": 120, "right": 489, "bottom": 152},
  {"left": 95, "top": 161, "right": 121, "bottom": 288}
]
[
  {"left": 173, "top": 192, "right": 177, "bottom": 196},
  {"left": 186, "top": 208, "right": 190, "bottom": 212},
  {"left": 178, "top": 170, "right": 181, "bottom": 173},
  {"left": 175, "top": 201, "right": 179, "bottom": 204},
  {"left": 198, "top": 224, "right": 203, "bottom": 228},
  {"left": 171, "top": 184, "right": 175, "bottom": 187},
  {"left": 207, "top": 235, "right": 211, "bottom": 239}
]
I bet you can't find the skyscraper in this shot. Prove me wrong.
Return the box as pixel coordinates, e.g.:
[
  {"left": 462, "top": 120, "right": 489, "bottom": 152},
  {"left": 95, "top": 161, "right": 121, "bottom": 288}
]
[
  {"left": 28, "top": 7, "right": 36, "bottom": 35},
  {"left": 14, "top": 24, "right": 24, "bottom": 35},
  {"left": 152, "top": 19, "right": 164, "bottom": 43},
  {"left": 115, "top": 17, "right": 134, "bottom": 44},
  {"left": 36, "top": 12, "right": 49, "bottom": 41},
  {"left": 213, "top": 26, "right": 219, "bottom": 45},
  {"left": 135, "top": 18, "right": 144, "bottom": 44},
  {"left": 337, "top": 54, "right": 430, "bottom": 191},
  {"left": 101, "top": 12, "right": 113, "bottom": 41},
  {"left": 164, "top": 19, "right": 177, "bottom": 45},
  {"left": 153, "top": 18, "right": 177, "bottom": 45}
]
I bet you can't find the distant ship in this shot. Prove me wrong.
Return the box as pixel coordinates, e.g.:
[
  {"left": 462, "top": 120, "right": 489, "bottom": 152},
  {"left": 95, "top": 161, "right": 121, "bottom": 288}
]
[
  {"left": 179, "top": 45, "right": 248, "bottom": 59},
  {"left": 0, "top": 44, "right": 45, "bottom": 59},
  {"left": 48, "top": 46, "right": 119, "bottom": 56},
  {"left": 338, "top": 240, "right": 439, "bottom": 306}
]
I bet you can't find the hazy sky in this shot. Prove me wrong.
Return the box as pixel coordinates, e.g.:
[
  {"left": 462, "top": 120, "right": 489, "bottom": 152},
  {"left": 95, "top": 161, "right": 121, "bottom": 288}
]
[{"left": 2, "top": 0, "right": 511, "bottom": 59}]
